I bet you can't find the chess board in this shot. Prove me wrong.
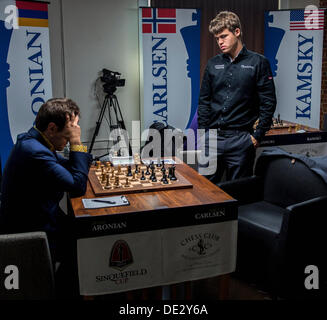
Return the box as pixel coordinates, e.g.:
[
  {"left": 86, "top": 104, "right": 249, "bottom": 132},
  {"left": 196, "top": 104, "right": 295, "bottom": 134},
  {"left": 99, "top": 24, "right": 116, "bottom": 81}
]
[{"left": 88, "top": 163, "right": 193, "bottom": 196}]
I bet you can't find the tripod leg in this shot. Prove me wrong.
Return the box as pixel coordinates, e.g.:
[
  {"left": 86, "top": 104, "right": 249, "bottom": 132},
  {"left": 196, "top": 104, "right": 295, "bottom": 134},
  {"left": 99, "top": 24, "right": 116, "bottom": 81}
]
[
  {"left": 111, "top": 95, "right": 133, "bottom": 156},
  {"left": 89, "top": 97, "right": 108, "bottom": 153}
]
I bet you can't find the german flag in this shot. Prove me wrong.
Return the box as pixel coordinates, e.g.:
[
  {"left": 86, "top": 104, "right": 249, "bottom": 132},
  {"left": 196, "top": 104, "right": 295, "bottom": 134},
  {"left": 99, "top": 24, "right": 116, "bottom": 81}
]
[{"left": 16, "top": 1, "right": 49, "bottom": 28}]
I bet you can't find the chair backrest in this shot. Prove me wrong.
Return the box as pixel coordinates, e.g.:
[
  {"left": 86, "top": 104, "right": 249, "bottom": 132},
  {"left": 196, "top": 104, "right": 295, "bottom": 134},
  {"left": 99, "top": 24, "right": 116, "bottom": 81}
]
[
  {"left": 0, "top": 231, "right": 55, "bottom": 300},
  {"left": 257, "top": 156, "right": 327, "bottom": 208}
]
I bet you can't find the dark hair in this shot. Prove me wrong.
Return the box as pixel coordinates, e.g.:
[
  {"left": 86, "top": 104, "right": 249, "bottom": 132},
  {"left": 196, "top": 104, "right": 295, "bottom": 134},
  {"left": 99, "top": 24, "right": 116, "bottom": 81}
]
[
  {"left": 209, "top": 11, "right": 242, "bottom": 39},
  {"left": 35, "top": 98, "right": 80, "bottom": 132}
]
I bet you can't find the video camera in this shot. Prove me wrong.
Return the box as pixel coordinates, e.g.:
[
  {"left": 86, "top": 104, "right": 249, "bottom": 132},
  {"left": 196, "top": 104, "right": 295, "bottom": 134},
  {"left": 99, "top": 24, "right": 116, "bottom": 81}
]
[{"left": 100, "top": 68, "right": 125, "bottom": 95}]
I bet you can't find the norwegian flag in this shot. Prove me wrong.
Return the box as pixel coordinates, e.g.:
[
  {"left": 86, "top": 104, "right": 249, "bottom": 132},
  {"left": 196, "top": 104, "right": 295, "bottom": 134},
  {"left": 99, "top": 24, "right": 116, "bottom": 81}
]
[
  {"left": 290, "top": 9, "right": 325, "bottom": 31},
  {"left": 142, "top": 8, "right": 176, "bottom": 33}
]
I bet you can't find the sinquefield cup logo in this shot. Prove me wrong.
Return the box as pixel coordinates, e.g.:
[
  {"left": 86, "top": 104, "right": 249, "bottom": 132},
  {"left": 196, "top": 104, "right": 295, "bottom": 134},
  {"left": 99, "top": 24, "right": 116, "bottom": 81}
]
[{"left": 109, "top": 240, "right": 133, "bottom": 271}]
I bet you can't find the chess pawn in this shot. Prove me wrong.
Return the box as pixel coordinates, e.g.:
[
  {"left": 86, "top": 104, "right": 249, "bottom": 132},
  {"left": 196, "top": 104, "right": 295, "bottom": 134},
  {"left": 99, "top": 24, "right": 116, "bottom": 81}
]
[
  {"left": 161, "top": 172, "right": 169, "bottom": 184},
  {"left": 151, "top": 172, "right": 157, "bottom": 182},
  {"left": 134, "top": 164, "right": 139, "bottom": 174},
  {"left": 127, "top": 165, "right": 132, "bottom": 177},
  {"left": 124, "top": 177, "right": 131, "bottom": 188},
  {"left": 96, "top": 161, "right": 102, "bottom": 171},
  {"left": 140, "top": 170, "right": 146, "bottom": 181},
  {"left": 132, "top": 171, "right": 137, "bottom": 181},
  {"left": 145, "top": 165, "right": 151, "bottom": 175},
  {"left": 117, "top": 164, "right": 122, "bottom": 174}
]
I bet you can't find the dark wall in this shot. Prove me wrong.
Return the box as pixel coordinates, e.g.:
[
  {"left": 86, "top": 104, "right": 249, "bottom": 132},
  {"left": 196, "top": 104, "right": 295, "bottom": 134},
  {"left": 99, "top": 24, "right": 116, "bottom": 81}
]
[{"left": 151, "top": 0, "right": 278, "bottom": 78}]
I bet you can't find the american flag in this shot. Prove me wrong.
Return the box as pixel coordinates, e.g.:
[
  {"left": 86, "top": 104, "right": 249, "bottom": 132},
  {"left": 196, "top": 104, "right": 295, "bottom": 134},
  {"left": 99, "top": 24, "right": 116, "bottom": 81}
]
[
  {"left": 290, "top": 9, "right": 325, "bottom": 31},
  {"left": 142, "top": 8, "right": 176, "bottom": 34}
]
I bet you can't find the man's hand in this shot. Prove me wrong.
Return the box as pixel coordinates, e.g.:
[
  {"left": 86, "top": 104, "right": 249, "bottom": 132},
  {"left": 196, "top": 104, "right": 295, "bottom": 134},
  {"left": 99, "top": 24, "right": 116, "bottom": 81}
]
[
  {"left": 250, "top": 135, "right": 259, "bottom": 148},
  {"left": 66, "top": 114, "right": 81, "bottom": 145}
]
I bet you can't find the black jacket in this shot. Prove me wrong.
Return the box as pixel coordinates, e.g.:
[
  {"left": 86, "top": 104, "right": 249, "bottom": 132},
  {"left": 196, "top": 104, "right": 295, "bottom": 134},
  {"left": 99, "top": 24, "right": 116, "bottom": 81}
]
[{"left": 198, "top": 46, "right": 276, "bottom": 142}]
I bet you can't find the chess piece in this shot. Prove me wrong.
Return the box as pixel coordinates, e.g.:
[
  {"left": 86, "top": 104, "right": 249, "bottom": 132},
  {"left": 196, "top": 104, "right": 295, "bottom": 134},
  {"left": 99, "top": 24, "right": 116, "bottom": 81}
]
[
  {"left": 151, "top": 171, "right": 157, "bottom": 182},
  {"left": 132, "top": 171, "right": 137, "bottom": 181},
  {"left": 96, "top": 161, "right": 102, "bottom": 171},
  {"left": 114, "top": 176, "right": 120, "bottom": 188},
  {"left": 127, "top": 165, "right": 132, "bottom": 177},
  {"left": 161, "top": 172, "right": 169, "bottom": 184},
  {"left": 168, "top": 167, "right": 173, "bottom": 179},
  {"left": 104, "top": 174, "right": 111, "bottom": 189},
  {"left": 111, "top": 168, "right": 115, "bottom": 180},
  {"left": 161, "top": 163, "right": 166, "bottom": 173},
  {"left": 170, "top": 166, "right": 177, "bottom": 181},
  {"left": 145, "top": 165, "right": 151, "bottom": 175},
  {"left": 150, "top": 167, "right": 156, "bottom": 181},
  {"left": 117, "top": 165, "right": 122, "bottom": 174},
  {"left": 101, "top": 172, "right": 107, "bottom": 184},
  {"left": 124, "top": 177, "right": 130, "bottom": 188},
  {"left": 135, "top": 164, "right": 139, "bottom": 174},
  {"left": 140, "top": 170, "right": 146, "bottom": 181},
  {"left": 156, "top": 158, "right": 162, "bottom": 167}
]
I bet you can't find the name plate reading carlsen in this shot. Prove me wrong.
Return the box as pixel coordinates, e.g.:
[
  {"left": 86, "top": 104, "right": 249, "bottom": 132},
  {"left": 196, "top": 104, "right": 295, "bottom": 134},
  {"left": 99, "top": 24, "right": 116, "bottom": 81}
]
[{"left": 82, "top": 196, "right": 130, "bottom": 209}]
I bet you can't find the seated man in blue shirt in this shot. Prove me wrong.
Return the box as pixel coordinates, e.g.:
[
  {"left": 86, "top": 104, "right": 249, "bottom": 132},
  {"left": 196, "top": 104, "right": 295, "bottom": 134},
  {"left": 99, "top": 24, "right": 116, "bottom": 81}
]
[
  {"left": 198, "top": 11, "right": 276, "bottom": 182},
  {"left": 0, "top": 98, "right": 92, "bottom": 293}
]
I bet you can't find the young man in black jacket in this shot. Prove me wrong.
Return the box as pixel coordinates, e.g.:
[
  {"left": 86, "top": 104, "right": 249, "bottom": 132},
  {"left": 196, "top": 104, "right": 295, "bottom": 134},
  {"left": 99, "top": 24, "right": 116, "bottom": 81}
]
[{"left": 198, "top": 11, "right": 276, "bottom": 182}]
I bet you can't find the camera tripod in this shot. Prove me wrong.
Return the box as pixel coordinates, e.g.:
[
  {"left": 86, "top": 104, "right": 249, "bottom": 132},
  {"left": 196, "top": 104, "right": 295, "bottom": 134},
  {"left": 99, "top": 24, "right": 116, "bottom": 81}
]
[{"left": 89, "top": 93, "right": 132, "bottom": 156}]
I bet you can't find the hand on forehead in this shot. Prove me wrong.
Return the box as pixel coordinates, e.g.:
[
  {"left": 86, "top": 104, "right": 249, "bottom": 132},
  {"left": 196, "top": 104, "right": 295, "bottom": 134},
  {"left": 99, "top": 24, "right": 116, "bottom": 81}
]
[{"left": 66, "top": 112, "right": 79, "bottom": 125}]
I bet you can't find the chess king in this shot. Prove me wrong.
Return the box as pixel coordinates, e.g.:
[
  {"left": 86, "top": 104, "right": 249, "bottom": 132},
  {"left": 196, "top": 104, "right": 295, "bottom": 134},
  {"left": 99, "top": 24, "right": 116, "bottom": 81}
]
[{"left": 0, "top": 98, "right": 92, "bottom": 268}]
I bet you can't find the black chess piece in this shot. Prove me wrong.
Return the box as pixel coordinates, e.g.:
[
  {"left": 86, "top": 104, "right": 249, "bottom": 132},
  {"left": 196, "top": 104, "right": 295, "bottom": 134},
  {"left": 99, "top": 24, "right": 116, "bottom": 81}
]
[
  {"left": 127, "top": 165, "right": 132, "bottom": 177},
  {"left": 140, "top": 170, "right": 146, "bottom": 181},
  {"left": 161, "top": 172, "right": 169, "bottom": 184},
  {"left": 156, "top": 158, "right": 162, "bottom": 167},
  {"left": 135, "top": 164, "right": 139, "bottom": 174},
  {"left": 145, "top": 165, "right": 151, "bottom": 175},
  {"left": 161, "top": 161, "right": 166, "bottom": 173},
  {"left": 168, "top": 167, "right": 173, "bottom": 179},
  {"left": 170, "top": 165, "right": 177, "bottom": 181},
  {"left": 151, "top": 171, "right": 157, "bottom": 182},
  {"left": 150, "top": 167, "right": 155, "bottom": 180}
]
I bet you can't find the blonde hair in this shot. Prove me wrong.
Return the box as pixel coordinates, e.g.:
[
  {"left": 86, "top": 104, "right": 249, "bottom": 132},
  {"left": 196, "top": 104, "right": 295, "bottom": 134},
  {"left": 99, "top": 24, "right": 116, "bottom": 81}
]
[{"left": 209, "top": 11, "right": 242, "bottom": 39}]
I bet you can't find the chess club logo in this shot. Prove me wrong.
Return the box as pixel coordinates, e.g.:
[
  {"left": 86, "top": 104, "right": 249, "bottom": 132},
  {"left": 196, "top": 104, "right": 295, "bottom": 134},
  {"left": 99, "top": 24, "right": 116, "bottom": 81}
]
[
  {"left": 142, "top": 8, "right": 176, "bottom": 34},
  {"left": 109, "top": 240, "right": 133, "bottom": 271},
  {"left": 180, "top": 232, "right": 221, "bottom": 261}
]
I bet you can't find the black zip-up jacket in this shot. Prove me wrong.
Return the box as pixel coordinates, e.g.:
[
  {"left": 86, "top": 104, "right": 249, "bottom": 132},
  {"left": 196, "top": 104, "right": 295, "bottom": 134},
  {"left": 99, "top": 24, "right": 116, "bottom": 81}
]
[{"left": 198, "top": 46, "right": 276, "bottom": 142}]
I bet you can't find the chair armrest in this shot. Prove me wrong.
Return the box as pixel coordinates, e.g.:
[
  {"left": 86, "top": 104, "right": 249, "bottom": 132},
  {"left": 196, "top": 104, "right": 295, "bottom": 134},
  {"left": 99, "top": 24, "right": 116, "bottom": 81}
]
[
  {"left": 286, "top": 195, "right": 327, "bottom": 212},
  {"left": 280, "top": 195, "right": 327, "bottom": 254},
  {"left": 217, "top": 175, "right": 263, "bottom": 204}
]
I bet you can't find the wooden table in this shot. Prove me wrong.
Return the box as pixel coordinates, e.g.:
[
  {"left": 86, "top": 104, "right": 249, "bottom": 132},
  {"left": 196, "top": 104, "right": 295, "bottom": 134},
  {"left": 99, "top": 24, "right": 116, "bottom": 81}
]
[{"left": 69, "top": 158, "right": 238, "bottom": 299}]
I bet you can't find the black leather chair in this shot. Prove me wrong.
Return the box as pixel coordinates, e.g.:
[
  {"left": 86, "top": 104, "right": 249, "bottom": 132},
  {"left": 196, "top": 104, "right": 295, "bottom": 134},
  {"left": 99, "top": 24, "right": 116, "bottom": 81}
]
[
  {"left": 0, "top": 231, "right": 55, "bottom": 300},
  {"left": 218, "top": 149, "right": 327, "bottom": 299}
]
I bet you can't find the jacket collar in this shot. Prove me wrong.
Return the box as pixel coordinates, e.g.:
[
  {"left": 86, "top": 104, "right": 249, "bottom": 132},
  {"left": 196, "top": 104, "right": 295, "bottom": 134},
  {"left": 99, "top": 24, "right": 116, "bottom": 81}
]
[
  {"left": 223, "top": 45, "right": 248, "bottom": 62},
  {"left": 26, "top": 127, "right": 55, "bottom": 152}
]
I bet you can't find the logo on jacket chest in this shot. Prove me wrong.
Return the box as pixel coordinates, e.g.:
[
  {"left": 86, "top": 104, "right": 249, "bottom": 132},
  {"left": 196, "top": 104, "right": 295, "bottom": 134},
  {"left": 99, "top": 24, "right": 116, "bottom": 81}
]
[{"left": 214, "top": 64, "right": 225, "bottom": 70}]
